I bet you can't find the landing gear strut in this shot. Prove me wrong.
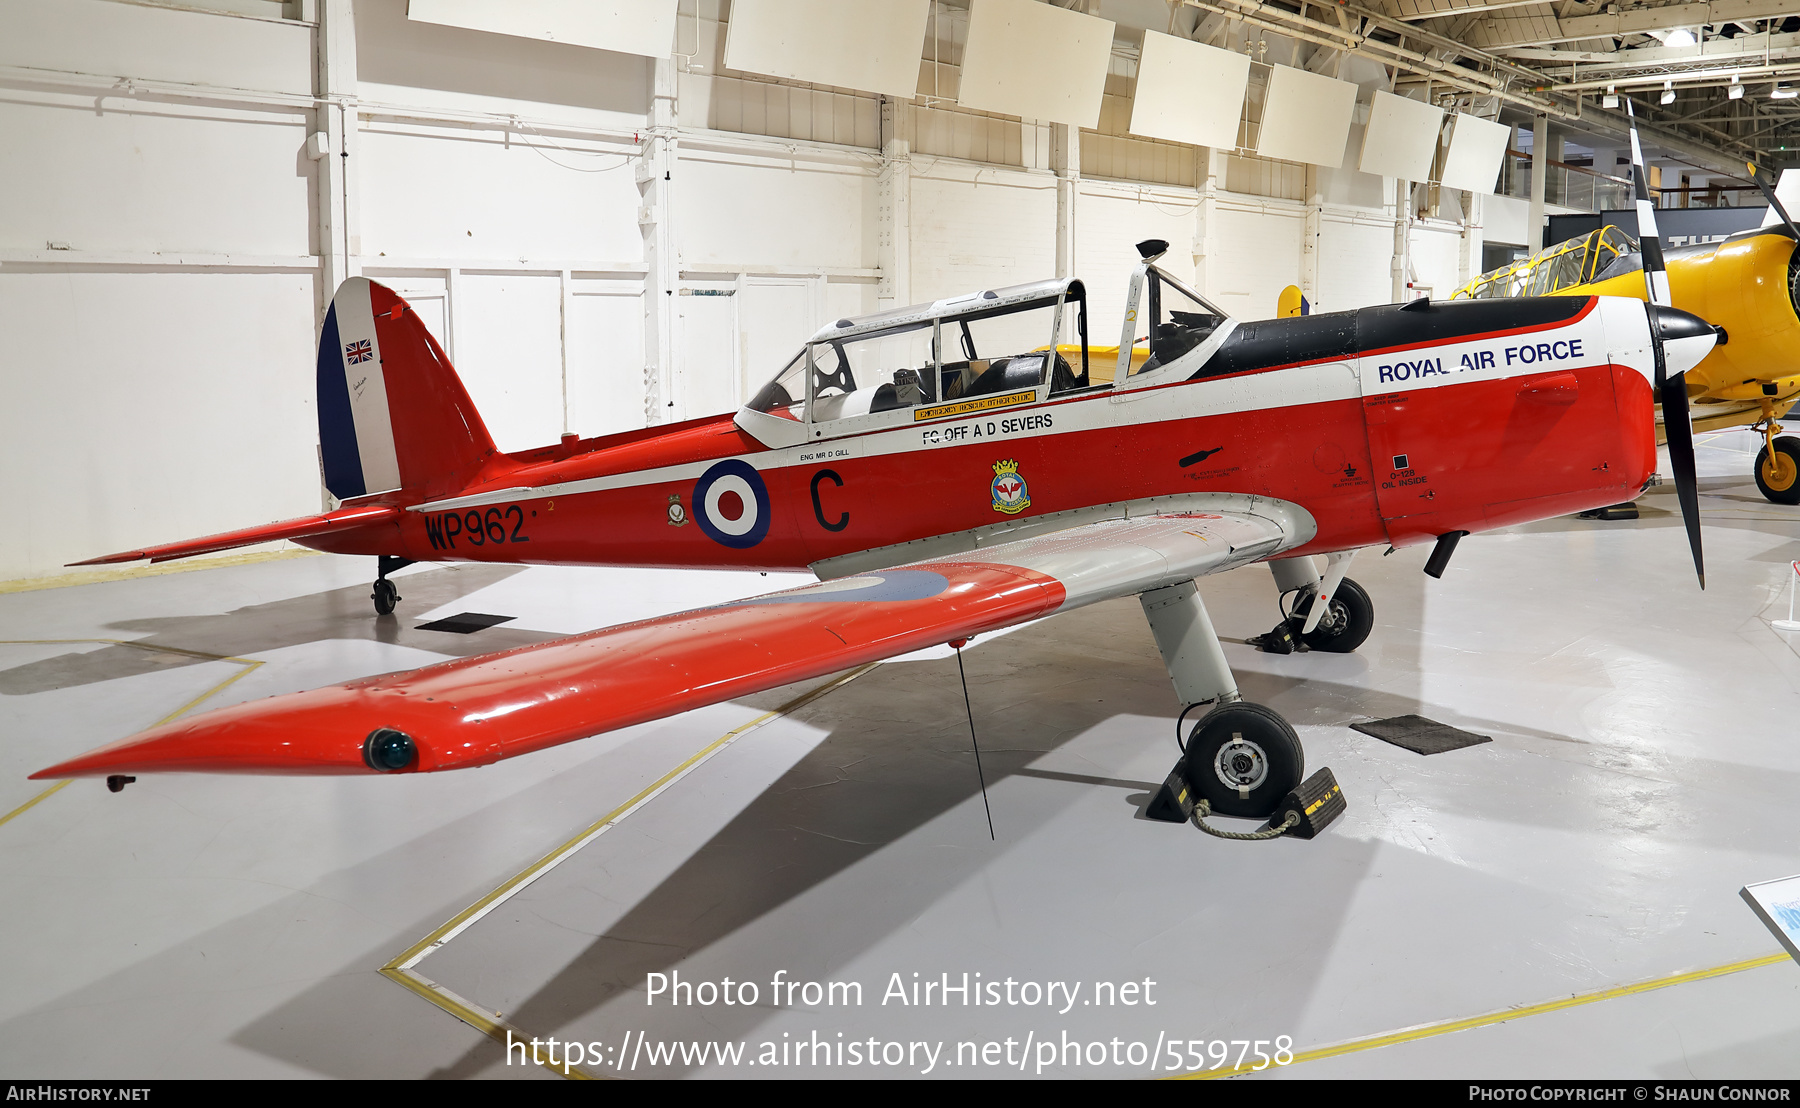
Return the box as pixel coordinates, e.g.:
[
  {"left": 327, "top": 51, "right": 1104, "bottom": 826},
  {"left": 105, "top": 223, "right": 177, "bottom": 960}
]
[
  {"left": 373, "top": 555, "right": 413, "bottom": 615},
  {"left": 1138, "top": 579, "right": 1305, "bottom": 821},
  {"left": 1753, "top": 404, "right": 1800, "bottom": 504},
  {"left": 1253, "top": 553, "right": 1373, "bottom": 655}
]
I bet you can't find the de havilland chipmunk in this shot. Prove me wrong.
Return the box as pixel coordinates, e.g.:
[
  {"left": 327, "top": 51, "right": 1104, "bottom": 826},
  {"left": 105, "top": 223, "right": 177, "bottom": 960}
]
[{"left": 34, "top": 117, "right": 1721, "bottom": 826}]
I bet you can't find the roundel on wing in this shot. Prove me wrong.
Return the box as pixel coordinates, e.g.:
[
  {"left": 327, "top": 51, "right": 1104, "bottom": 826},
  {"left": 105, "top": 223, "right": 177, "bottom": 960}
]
[{"left": 692, "top": 459, "right": 771, "bottom": 549}]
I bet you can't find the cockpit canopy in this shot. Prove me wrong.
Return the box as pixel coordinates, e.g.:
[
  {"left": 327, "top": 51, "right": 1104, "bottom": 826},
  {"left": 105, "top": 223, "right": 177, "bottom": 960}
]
[
  {"left": 1454, "top": 225, "right": 1642, "bottom": 300},
  {"left": 739, "top": 279, "right": 1094, "bottom": 441},
  {"left": 734, "top": 257, "right": 1239, "bottom": 448}
]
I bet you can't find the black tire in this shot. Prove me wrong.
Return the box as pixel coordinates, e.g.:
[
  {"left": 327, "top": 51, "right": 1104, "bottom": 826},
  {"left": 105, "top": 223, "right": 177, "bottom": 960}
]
[
  {"left": 372, "top": 578, "right": 399, "bottom": 615},
  {"left": 1181, "top": 702, "right": 1304, "bottom": 819},
  {"left": 1754, "top": 436, "right": 1800, "bottom": 505},
  {"left": 1295, "top": 577, "right": 1374, "bottom": 654}
]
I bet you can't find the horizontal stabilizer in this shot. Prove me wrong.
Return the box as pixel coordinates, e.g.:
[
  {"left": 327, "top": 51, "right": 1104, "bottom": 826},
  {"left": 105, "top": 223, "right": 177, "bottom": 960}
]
[{"left": 68, "top": 504, "right": 402, "bottom": 566}]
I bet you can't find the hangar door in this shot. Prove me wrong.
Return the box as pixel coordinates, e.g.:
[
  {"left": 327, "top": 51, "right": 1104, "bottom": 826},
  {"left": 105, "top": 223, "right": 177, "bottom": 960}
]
[{"left": 568, "top": 281, "right": 648, "bottom": 439}]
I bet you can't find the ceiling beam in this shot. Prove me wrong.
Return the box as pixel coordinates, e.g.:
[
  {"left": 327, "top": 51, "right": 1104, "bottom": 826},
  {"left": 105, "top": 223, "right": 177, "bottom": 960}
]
[
  {"left": 1468, "top": 0, "right": 1797, "bottom": 51},
  {"left": 1504, "top": 29, "right": 1800, "bottom": 68},
  {"left": 1390, "top": 0, "right": 1571, "bottom": 22}
]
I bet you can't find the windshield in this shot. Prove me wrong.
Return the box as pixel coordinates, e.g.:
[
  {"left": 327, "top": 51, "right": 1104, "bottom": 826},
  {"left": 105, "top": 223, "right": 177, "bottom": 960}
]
[
  {"left": 745, "top": 350, "right": 806, "bottom": 419},
  {"left": 1124, "top": 267, "right": 1227, "bottom": 376}
]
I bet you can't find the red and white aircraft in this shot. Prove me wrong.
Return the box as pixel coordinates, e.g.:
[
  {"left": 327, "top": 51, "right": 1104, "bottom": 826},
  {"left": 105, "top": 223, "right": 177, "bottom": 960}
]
[{"left": 35, "top": 238, "right": 1718, "bottom": 820}]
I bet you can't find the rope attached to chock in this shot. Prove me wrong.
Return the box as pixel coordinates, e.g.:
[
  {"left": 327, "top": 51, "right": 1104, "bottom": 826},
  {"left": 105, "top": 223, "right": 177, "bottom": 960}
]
[{"left": 1191, "top": 800, "right": 1300, "bottom": 841}]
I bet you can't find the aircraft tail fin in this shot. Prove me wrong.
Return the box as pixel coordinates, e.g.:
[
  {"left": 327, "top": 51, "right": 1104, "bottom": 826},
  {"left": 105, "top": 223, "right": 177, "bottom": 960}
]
[
  {"left": 317, "top": 278, "right": 497, "bottom": 502},
  {"left": 1277, "top": 285, "right": 1310, "bottom": 318}
]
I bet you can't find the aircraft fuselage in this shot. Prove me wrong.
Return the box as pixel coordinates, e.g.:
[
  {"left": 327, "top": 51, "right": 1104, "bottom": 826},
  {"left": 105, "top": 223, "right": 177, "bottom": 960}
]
[{"left": 306, "top": 294, "right": 1664, "bottom": 575}]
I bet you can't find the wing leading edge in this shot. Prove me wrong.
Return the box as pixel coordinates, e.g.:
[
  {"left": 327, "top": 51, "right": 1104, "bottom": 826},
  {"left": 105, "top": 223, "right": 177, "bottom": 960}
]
[{"left": 32, "top": 503, "right": 1310, "bottom": 780}]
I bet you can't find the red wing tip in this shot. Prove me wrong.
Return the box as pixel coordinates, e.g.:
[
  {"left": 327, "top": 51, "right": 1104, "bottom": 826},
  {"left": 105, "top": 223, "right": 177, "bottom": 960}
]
[
  {"left": 29, "top": 762, "right": 85, "bottom": 780},
  {"left": 66, "top": 554, "right": 146, "bottom": 567}
]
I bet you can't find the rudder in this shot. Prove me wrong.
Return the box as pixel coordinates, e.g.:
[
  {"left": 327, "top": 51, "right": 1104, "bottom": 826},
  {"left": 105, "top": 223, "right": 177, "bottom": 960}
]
[{"left": 317, "top": 278, "right": 496, "bottom": 502}]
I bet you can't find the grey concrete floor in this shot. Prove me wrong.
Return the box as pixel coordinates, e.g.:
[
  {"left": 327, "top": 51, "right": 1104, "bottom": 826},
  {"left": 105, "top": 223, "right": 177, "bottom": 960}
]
[{"left": 1, "top": 428, "right": 1797, "bottom": 1080}]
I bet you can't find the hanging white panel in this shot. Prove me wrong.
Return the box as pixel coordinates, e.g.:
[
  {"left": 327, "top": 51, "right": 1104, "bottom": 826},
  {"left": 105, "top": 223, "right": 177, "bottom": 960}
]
[
  {"left": 1438, "top": 113, "right": 1511, "bottom": 193},
  {"left": 957, "top": 0, "right": 1113, "bottom": 128},
  {"left": 1129, "top": 31, "right": 1249, "bottom": 150},
  {"left": 723, "top": 0, "right": 930, "bottom": 100},
  {"left": 1255, "top": 64, "right": 1357, "bottom": 168},
  {"left": 406, "top": 0, "right": 677, "bottom": 59},
  {"left": 1358, "top": 90, "right": 1445, "bottom": 181}
]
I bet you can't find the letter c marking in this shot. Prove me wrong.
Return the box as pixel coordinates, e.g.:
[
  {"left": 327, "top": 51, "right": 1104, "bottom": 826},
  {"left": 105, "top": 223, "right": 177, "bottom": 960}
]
[{"left": 810, "top": 468, "right": 849, "bottom": 532}]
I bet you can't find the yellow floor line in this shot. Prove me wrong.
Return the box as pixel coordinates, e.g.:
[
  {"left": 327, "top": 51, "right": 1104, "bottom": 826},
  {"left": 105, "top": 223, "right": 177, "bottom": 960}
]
[
  {"left": 0, "top": 780, "right": 72, "bottom": 831},
  {"left": 0, "top": 639, "right": 261, "bottom": 830},
  {"left": 1178, "top": 951, "right": 1792, "bottom": 1080},
  {"left": 379, "top": 662, "right": 882, "bottom": 1080}
]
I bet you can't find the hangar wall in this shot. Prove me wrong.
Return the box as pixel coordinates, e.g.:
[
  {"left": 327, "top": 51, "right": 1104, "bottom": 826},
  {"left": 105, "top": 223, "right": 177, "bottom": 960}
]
[{"left": 0, "top": 0, "right": 1487, "bottom": 583}]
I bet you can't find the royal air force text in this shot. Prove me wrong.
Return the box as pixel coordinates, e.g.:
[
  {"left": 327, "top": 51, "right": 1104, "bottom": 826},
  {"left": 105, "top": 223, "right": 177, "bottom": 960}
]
[
  {"left": 1377, "top": 339, "right": 1584, "bottom": 384},
  {"left": 922, "top": 412, "right": 1053, "bottom": 446}
]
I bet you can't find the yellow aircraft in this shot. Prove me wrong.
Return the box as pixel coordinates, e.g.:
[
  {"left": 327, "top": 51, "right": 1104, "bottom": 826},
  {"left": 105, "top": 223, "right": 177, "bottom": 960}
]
[{"left": 1453, "top": 219, "right": 1800, "bottom": 504}]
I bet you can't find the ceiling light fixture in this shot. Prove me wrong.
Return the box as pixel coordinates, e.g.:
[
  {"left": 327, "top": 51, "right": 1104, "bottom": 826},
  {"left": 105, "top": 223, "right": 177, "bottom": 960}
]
[
  {"left": 1664, "top": 28, "right": 1697, "bottom": 48},
  {"left": 1730, "top": 75, "right": 1745, "bottom": 99},
  {"left": 1773, "top": 83, "right": 1798, "bottom": 99},
  {"left": 1660, "top": 79, "right": 1676, "bottom": 105},
  {"left": 1603, "top": 84, "right": 1619, "bottom": 109}
]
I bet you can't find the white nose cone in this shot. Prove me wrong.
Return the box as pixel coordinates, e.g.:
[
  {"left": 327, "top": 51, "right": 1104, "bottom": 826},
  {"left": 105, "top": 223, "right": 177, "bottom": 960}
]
[{"left": 1651, "top": 305, "right": 1718, "bottom": 380}]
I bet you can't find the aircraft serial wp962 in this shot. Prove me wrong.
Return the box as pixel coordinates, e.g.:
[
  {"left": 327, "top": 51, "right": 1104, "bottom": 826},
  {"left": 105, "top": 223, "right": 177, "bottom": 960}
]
[{"left": 36, "top": 240, "right": 1718, "bottom": 822}]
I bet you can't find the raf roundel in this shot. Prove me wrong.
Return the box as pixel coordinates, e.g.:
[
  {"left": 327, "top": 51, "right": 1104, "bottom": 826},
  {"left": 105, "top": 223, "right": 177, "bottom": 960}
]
[{"left": 692, "top": 458, "right": 771, "bottom": 549}]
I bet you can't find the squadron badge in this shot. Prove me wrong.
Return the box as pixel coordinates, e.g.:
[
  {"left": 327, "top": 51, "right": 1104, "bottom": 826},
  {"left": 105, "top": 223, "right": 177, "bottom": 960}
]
[
  {"left": 667, "top": 494, "right": 688, "bottom": 526},
  {"left": 990, "top": 459, "right": 1031, "bottom": 515}
]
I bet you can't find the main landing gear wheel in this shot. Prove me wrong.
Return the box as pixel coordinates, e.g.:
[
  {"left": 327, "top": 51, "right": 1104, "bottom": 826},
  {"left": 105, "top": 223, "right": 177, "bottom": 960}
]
[
  {"left": 372, "top": 578, "right": 399, "bottom": 615},
  {"left": 1181, "top": 702, "right": 1304, "bottom": 819},
  {"left": 1292, "top": 577, "right": 1374, "bottom": 654},
  {"left": 1755, "top": 436, "right": 1800, "bottom": 505}
]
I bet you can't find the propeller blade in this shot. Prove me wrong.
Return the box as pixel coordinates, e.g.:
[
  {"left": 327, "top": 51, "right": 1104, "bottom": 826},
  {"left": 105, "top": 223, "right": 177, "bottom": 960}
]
[
  {"left": 1625, "top": 100, "right": 1671, "bottom": 307},
  {"left": 1657, "top": 325, "right": 1706, "bottom": 590},
  {"left": 1746, "top": 159, "right": 1800, "bottom": 242},
  {"left": 1626, "top": 98, "right": 1705, "bottom": 589}
]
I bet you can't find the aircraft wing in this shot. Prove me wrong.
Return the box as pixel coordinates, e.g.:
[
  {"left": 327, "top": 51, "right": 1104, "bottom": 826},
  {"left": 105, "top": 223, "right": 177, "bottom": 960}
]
[
  {"left": 32, "top": 502, "right": 1310, "bottom": 779},
  {"left": 68, "top": 504, "right": 402, "bottom": 566}
]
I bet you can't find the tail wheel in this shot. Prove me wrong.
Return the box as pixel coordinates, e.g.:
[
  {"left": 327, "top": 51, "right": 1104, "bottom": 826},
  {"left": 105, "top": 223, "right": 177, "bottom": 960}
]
[
  {"left": 372, "top": 578, "right": 399, "bottom": 615},
  {"left": 1181, "top": 702, "right": 1303, "bottom": 819},
  {"left": 1295, "top": 577, "right": 1375, "bottom": 654},
  {"left": 1755, "top": 436, "right": 1800, "bottom": 505}
]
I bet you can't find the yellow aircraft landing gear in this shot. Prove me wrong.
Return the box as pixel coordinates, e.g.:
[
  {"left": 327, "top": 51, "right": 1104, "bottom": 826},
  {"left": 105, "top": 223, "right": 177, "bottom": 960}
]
[{"left": 1752, "top": 402, "right": 1800, "bottom": 505}]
